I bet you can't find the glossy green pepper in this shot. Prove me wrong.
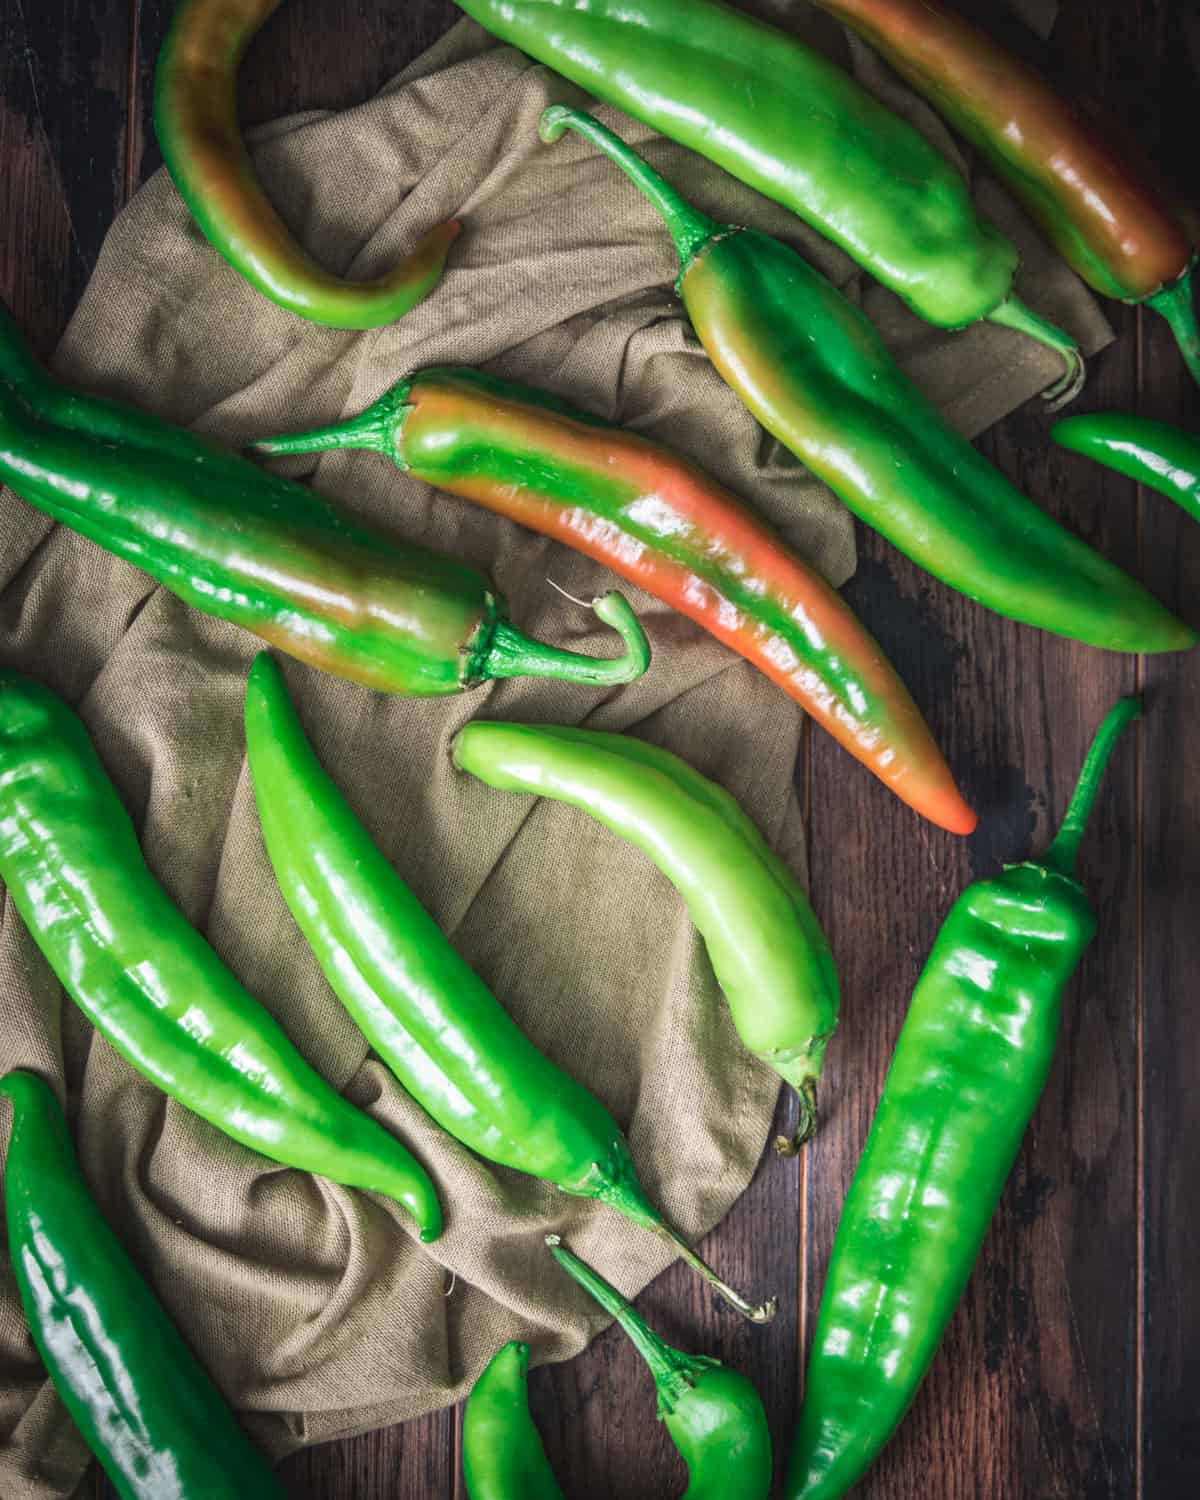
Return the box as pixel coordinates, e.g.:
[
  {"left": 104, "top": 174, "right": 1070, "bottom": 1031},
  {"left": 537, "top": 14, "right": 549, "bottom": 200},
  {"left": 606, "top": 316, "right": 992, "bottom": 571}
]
[
  {"left": 0, "top": 302, "right": 649, "bottom": 697},
  {"left": 1, "top": 1070, "right": 287, "bottom": 1500},
  {"left": 809, "top": 0, "right": 1200, "bottom": 387},
  {"left": 1054, "top": 413, "right": 1200, "bottom": 525},
  {"left": 786, "top": 697, "right": 1142, "bottom": 1499},
  {"left": 538, "top": 107, "right": 1194, "bottom": 656},
  {"left": 155, "top": 0, "right": 459, "bottom": 328},
  {"left": 253, "top": 364, "right": 976, "bottom": 834},
  {"left": 462, "top": 1342, "right": 565, "bottom": 1500},
  {"left": 243, "top": 652, "right": 774, "bottom": 1322},
  {"left": 450, "top": 720, "right": 838, "bottom": 1153},
  {"left": 548, "top": 1235, "right": 773, "bottom": 1499},
  {"left": 0, "top": 671, "right": 441, "bottom": 1240},
  {"left": 455, "top": 0, "right": 1082, "bottom": 393}
]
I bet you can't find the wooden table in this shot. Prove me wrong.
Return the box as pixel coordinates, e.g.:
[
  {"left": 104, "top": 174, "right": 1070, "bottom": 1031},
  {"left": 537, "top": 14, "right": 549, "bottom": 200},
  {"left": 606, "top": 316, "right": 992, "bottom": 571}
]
[{"left": 2, "top": 2, "right": 1194, "bottom": 1495}]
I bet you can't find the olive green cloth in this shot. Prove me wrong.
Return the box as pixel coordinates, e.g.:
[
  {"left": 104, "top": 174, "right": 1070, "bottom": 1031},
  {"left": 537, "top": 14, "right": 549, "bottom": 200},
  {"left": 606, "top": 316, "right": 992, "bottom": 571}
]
[{"left": 0, "top": 11, "right": 1108, "bottom": 1496}]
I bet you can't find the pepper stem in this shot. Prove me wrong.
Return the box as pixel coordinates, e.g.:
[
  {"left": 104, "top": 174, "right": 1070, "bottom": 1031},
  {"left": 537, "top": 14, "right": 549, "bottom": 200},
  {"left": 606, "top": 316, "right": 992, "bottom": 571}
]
[
  {"left": 547, "top": 1236, "right": 677, "bottom": 1380},
  {"left": 775, "top": 1076, "right": 819, "bottom": 1158},
  {"left": 473, "top": 591, "right": 650, "bottom": 687},
  {"left": 539, "top": 106, "right": 720, "bottom": 273},
  {"left": 987, "top": 295, "right": 1085, "bottom": 410},
  {"left": 249, "top": 380, "right": 412, "bottom": 463},
  {"left": 1146, "top": 268, "right": 1200, "bottom": 390},
  {"left": 1040, "top": 697, "right": 1142, "bottom": 879},
  {"left": 596, "top": 1175, "right": 777, "bottom": 1323}
]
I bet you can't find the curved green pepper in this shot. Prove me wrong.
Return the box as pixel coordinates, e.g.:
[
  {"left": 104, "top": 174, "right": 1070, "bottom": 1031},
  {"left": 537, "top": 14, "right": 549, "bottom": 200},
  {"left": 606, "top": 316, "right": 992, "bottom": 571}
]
[
  {"left": 1, "top": 1070, "right": 287, "bottom": 1500},
  {"left": 462, "top": 1342, "right": 565, "bottom": 1500},
  {"left": 243, "top": 652, "right": 774, "bottom": 1322},
  {"left": 450, "top": 720, "right": 838, "bottom": 1153},
  {"left": 253, "top": 364, "right": 976, "bottom": 834},
  {"left": 0, "top": 303, "right": 649, "bottom": 696},
  {"left": 1054, "top": 413, "right": 1200, "bottom": 525},
  {"left": 0, "top": 672, "right": 441, "bottom": 1241},
  {"left": 538, "top": 107, "right": 1195, "bottom": 656},
  {"left": 786, "top": 697, "right": 1141, "bottom": 1499},
  {"left": 548, "top": 1236, "right": 773, "bottom": 1499},
  {"left": 155, "top": 0, "right": 459, "bottom": 328},
  {"left": 455, "top": 0, "right": 1082, "bottom": 392}
]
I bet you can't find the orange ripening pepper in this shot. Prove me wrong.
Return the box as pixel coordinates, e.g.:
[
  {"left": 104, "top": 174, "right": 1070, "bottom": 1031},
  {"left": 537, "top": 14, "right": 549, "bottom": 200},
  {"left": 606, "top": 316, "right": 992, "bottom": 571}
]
[
  {"left": 810, "top": 0, "right": 1200, "bottom": 386},
  {"left": 253, "top": 366, "right": 977, "bottom": 834},
  {"left": 154, "top": 0, "right": 459, "bottom": 328}
]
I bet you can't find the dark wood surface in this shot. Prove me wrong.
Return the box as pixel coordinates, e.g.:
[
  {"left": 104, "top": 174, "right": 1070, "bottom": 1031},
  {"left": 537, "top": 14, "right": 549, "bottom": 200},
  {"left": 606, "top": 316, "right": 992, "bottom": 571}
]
[{"left": 1, "top": 1, "right": 1195, "bottom": 1495}]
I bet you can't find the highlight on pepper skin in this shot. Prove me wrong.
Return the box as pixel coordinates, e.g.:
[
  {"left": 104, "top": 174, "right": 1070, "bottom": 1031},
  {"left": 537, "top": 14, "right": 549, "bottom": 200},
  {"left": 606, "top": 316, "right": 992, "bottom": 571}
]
[
  {"left": 538, "top": 105, "right": 1195, "bottom": 659},
  {"left": 252, "top": 365, "right": 978, "bottom": 834},
  {"left": 155, "top": 0, "right": 460, "bottom": 328}
]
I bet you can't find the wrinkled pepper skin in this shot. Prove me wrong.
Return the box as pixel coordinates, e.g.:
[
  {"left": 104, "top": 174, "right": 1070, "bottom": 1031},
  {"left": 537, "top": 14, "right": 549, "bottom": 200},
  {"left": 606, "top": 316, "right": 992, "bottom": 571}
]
[
  {"left": 809, "top": 0, "right": 1200, "bottom": 386},
  {"left": 540, "top": 108, "right": 1196, "bottom": 656},
  {"left": 0, "top": 672, "right": 441, "bottom": 1241},
  {"left": 155, "top": 0, "right": 459, "bottom": 328},
  {"left": 243, "top": 653, "right": 774, "bottom": 1323},
  {"left": 452, "top": 720, "right": 839, "bottom": 1151},
  {"left": 0, "top": 304, "right": 648, "bottom": 696},
  {"left": 549, "top": 1237, "right": 772, "bottom": 1500},
  {"left": 462, "top": 1343, "right": 565, "bottom": 1500},
  {"left": 1055, "top": 414, "right": 1200, "bottom": 526},
  {"left": 1, "top": 1071, "right": 287, "bottom": 1500},
  {"left": 455, "top": 0, "right": 1083, "bottom": 390},
  {"left": 786, "top": 698, "right": 1141, "bottom": 1499},
  {"left": 253, "top": 366, "right": 976, "bottom": 834}
]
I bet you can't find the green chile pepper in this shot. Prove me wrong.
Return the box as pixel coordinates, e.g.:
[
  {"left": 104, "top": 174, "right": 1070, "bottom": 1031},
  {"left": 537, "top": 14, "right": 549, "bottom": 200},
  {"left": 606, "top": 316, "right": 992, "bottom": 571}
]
[
  {"left": 253, "top": 365, "right": 976, "bottom": 835},
  {"left": 538, "top": 107, "right": 1195, "bottom": 656},
  {"left": 0, "top": 304, "right": 649, "bottom": 697},
  {"left": 1054, "top": 413, "right": 1200, "bottom": 525},
  {"left": 809, "top": 0, "right": 1200, "bottom": 387},
  {"left": 547, "top": 1236, "right": 773, "bottom": 1500},
  {"left": 450, "top": 720, "right": 838, "bottom": 1152},
  {"left": 455, "top": 0, "right": 1083, "bottom": 392},
  {"left": 1, "top": 1070, "right": 287, "bottom": 1500},
  {"left": 786, "top": 697, "right": 1141, "bottom": 1499},
  {"left": 155, "top": 0, "right": 459, "bottom": 328},
  {"left": 0, "top": 672, "right": 441, "bottom": 1241},
  {"left": 462, "top": 1342, "right": 565, "bottom": 1500},
  {"left": 243, "top": 652, "right": 775, "bottom": 1323}
]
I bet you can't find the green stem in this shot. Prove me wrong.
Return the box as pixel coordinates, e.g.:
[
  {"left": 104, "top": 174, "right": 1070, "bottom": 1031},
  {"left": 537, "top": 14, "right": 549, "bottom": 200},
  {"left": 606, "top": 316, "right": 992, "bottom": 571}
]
[
  {"left": 547, "top": 1236, "right": 678, "bottom": 1381},
  {"left": 473, "top": 590, "right": 651, "bottom": 687},
  {"left": 987, "top": 295, "right": 1085, "bottom": 410},
  {"left": 1041, "top": 697, "right": 1142, "bottom": 878},
  {"left": 1146, "top": 268, "right": 1200, "bottom": 390},
  {"left": 539, "top": 106, "right": 719, "bottom": 273},
  {"left": 249, "top": 381, "right": 412, "bottom": 463},
  {"left": 596, "top": 1174, "right": 778, "bottom": 1323}
]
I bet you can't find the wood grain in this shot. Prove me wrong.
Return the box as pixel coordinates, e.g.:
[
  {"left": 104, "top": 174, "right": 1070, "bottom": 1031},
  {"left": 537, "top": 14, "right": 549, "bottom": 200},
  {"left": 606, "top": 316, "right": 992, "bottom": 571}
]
[{"left": 0, "top": 1, "right": 1193, "bottom": 1497}]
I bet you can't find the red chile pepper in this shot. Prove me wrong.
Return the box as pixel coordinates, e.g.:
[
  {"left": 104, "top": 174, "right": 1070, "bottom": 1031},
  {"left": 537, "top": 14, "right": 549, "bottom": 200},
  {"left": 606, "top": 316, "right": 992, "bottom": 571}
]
[
  {"left": 253, "top": 367, "right": 976, "bottom": 834},
  {"left": 809, "top": 0, "right": 1200, "bottom": 386},
  {"left": 1054, "top": 414, "right": 1200, "bottom": 526},
  {"left": 155, "top": 0, "right": 459, "bottom": 328}
]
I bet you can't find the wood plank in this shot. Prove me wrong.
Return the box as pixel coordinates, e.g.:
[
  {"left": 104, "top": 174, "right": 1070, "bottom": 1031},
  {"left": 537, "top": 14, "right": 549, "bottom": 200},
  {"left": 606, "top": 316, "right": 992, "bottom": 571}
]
[
  {"left": 0, "top": 0, "right": 130, "bottom": 348},
  {"left": 804, "top": 0, "right": 1147, "bottom": 1491},
  {"left": 1131, "top": 2, "right": 1200, "bottom": 1494},
  {"left": 1, "top": 5, "right": 130, "bottom": 1497}
]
